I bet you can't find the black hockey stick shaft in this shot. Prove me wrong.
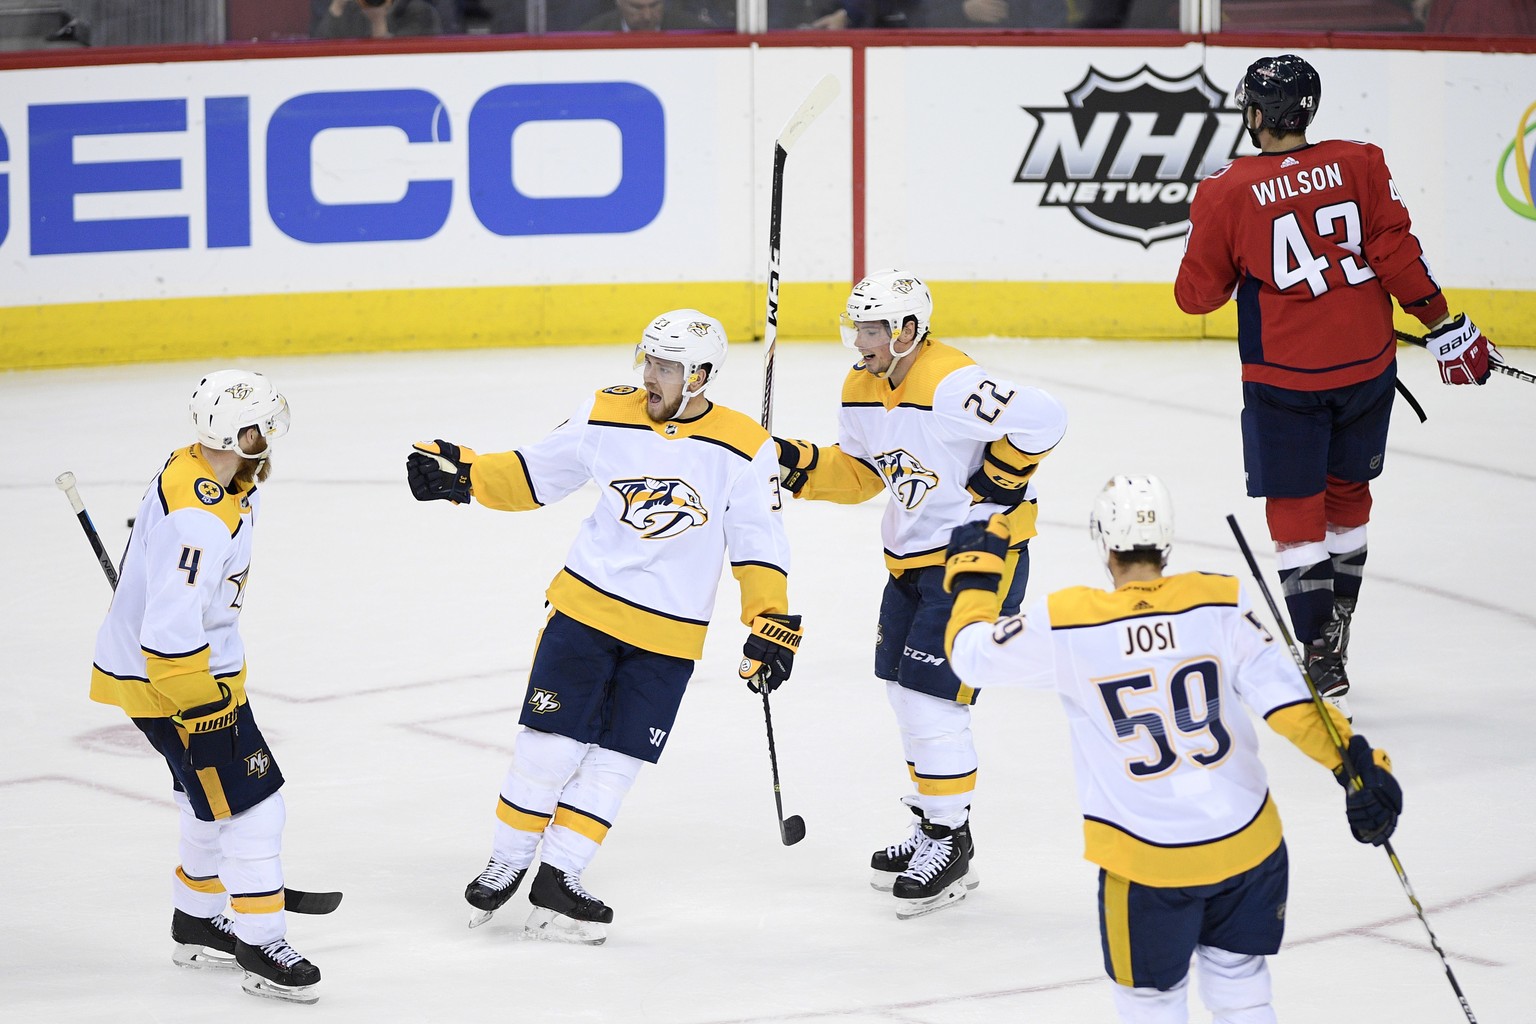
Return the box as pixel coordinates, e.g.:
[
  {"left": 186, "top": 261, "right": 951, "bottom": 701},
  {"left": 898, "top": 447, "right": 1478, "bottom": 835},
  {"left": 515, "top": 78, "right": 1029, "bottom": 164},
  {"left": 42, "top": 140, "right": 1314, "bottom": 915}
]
[
  {"left": 1396, "top": 328, "right": 1536, "bottom": 385},
  {"left": 761, "top": 688, "right": 805, "bottom": 845},
  {"left": 1226, "top": 515, "right": 1477, "bottom": 1023},
  {"left": 55, "top": 472, "right": 119, "bottom": 590},
  {"left": 761, "top": 140, "right": 787, "bottom": 435}
]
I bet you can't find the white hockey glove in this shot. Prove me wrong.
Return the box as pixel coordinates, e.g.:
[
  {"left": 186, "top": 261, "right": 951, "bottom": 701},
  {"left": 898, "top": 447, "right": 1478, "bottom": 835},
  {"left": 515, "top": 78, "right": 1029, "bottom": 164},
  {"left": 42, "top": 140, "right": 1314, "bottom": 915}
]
[{"left": 1426, "top": 313, "right": 1496, "bottom": 386}]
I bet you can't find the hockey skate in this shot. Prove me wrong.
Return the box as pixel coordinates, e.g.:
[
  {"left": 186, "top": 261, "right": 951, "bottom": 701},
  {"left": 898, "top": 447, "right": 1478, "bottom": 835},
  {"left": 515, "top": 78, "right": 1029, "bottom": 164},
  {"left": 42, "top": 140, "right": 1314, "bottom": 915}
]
[
  {"left": 892, "top": 820, "right": 979, "bottom": 920},
  {"left": 170, "top": 909, "right": 238, "bottom": 971},
  {"left": 1305, "top": 637, "right": 1352, "bottom": 722},
  {"left": 870, "top": 801, "right": 925, "bottom": 891},
  {"left": 523, "top": 862, "right": 613, "bottom": 946},
  {"left": 235, "top": 938, "right": 321, "bottom": 1004},
  {"left": 465, "top": 857, "right": 528, "bottom": 929}
]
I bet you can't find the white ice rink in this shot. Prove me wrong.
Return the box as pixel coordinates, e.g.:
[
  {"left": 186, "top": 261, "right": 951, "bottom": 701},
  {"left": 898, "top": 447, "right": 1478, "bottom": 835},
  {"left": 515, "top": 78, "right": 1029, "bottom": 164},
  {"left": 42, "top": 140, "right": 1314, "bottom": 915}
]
[{"left": 3, "top": 337, "right": 1530, "bottom": 1022}]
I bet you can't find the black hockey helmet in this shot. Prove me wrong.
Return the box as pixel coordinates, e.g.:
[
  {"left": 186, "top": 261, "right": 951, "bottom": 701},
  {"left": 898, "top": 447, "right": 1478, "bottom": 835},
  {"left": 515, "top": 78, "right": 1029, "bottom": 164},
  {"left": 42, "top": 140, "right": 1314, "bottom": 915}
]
[{"left": 1235, "top": 54, "right": 1321, "bottom": 133}]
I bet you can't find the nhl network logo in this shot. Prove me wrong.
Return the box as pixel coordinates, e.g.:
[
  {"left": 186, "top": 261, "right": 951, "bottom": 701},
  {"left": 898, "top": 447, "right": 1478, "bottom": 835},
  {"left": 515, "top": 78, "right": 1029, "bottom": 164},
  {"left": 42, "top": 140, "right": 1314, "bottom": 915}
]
[{"left": 1015, "top": 66, "right": 1246, "bottom": 247}]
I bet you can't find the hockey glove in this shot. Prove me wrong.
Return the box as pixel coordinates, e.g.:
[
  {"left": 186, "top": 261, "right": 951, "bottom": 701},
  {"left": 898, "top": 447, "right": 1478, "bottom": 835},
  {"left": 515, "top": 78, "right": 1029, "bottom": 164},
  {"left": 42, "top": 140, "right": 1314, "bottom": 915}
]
[
  {"left": 773, "top": 438, "right": 818, "bottom": 496},
  {"left": 407, "top": 440, "right": 477, "bottom": 504},
  {"left": 740, "top": 613, "right": 803, "bottom": 693},
  {"left": 1333, "top": 734, "right": 1403, "bottom": 846},
  {"left": 1426, "top": 313, "right": 1495, "bottom": 386},
  {"left": 943, "top": 515, "right": 1011, "bottom": 594},
  {"left": 175, "top": 683, "right": 240, "bottom": 770},
  {"left": 966, "top": 436, "right": 1045, "bottom": 507}
]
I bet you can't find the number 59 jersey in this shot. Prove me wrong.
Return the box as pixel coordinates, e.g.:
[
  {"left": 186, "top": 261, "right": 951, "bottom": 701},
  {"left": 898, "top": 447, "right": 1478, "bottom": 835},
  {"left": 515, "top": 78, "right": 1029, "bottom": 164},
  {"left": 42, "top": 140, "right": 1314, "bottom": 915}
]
[
  {"left": 950, "top": 572, "right": 1322, "bottom": 888},
  {"left": 1175, "top": 139, "right": 1448, "bottom": 392}
]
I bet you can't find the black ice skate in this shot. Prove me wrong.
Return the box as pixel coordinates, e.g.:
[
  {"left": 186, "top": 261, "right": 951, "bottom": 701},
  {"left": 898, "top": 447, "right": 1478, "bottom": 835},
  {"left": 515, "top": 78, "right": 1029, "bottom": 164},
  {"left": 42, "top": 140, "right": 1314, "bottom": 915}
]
[
  {"left": 1305, "top": 637, "right": 1352, "bottom": 722},
  {"left": 464, "top": 857, "right": 527, "bottom": 929},
  {"left": 892, "top": 820, "right": 979, "bottom": 919},
  {"left": 870, "top": 801, "right": 925, "bottom": 891},
  {"left": 170, "top": 909, "right": 238, "bottom": 970},
  {"left": 524, "top": 862, "right": 613, "bottom": 945},
  {"left": 236, "top": 937, "right": 321, "bottom": 1004}
]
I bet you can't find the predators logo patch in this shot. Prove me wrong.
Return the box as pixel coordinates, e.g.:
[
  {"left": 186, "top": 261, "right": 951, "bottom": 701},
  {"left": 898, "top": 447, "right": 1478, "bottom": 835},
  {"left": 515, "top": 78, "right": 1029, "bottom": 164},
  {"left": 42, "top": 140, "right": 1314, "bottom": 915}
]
[
  {"left": 194, "top": 478, "right": 225, "bottom": 506},
  {"left": 224, "top": 383, "right": 254, "bottom": 400},
  {"left": 872, "top": 450, "right": 939, "bottom": 510},
  {"left": 610, "top": 477, "right": 709, "bottom": 539}
]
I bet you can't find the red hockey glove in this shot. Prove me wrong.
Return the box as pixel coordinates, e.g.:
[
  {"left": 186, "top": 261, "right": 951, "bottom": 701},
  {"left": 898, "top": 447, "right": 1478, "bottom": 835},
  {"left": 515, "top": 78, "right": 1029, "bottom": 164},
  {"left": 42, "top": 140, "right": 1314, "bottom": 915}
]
[{"left": 1427, "top": 314, "right": 1493, "bottom": 386}]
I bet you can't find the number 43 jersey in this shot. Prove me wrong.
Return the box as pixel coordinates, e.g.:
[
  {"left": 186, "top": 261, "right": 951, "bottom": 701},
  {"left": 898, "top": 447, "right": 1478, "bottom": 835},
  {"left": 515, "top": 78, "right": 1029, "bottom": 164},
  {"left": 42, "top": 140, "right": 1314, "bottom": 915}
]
[
  {"left": 1175, "top": 139, "right": 1449, "bottom": 392},
  {"left": 949, "top": 572, "right": 1351, "bottom": 888}
]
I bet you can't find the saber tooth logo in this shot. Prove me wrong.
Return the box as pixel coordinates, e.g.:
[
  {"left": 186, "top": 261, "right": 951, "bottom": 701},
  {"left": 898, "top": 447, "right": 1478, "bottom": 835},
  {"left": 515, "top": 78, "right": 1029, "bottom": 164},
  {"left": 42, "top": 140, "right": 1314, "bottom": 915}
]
[{"left": 1015, "top": 65, "right": 1247, "bottom": 247}]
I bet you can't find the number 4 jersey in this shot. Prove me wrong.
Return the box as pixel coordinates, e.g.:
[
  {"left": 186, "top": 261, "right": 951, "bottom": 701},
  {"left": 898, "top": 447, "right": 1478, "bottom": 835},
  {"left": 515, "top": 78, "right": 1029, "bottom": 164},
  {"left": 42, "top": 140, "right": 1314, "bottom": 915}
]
[
  {"left": 1175, "top": 139, "right": 1449, "bottom": 391},
  {"left": 948, "top": 572, "right": 1352, "bottom": 888}
]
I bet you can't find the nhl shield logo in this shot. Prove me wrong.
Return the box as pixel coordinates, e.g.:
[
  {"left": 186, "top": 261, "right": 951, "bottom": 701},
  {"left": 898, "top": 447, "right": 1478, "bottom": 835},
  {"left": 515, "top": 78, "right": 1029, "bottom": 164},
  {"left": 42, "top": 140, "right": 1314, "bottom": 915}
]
[
  {"left": 872, "top": 450, "right": 939, "bottom": 510},
  {"left": 1015, "top": 66, "right": 1246, "bottom": 247},
  {"left": 610, "top": 477, "right": 710, "bottom": 538}
]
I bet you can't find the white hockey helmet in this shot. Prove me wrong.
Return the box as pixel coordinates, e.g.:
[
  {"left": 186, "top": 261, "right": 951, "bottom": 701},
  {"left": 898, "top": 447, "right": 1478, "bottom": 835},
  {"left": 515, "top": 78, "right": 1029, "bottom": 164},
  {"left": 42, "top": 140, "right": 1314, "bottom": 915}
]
[
  {"left": 635, "top": 309, "right": 728, "bottom": 400},
  {"left": 189, "top": 369, "right": 290, "bottom": 458},
  {"left": 839, "top": 269, "right": 933, "bottom": 351},
  {"left": 1089, "top": 475, "right": 1175, "bottom": 568}
]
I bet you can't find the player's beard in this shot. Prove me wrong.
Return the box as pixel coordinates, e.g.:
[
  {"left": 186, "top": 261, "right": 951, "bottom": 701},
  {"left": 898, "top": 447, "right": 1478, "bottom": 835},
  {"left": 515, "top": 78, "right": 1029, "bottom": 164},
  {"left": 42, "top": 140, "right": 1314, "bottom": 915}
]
[
  {"left": 233, "top": 454, "right": 271, "bottom": 490},
  {"left": 644, "top": 391, "right": 683, "bottom": 423}
]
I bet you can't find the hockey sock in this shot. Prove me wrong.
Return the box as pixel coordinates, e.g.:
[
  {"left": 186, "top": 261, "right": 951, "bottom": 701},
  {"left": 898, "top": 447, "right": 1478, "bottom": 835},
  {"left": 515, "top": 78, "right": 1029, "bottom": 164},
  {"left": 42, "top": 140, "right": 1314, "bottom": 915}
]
[
  {"left": 540, "top": 747, "right": 643, "bottom": 875},
  {"left": 1326, "top": 524, "right": 1367, "bottom": 607},
  {"left": 1109, "top": 977, "right": 1188, "bottom": 1024},
  {"left": 886, "top": 682, "right": 977, "bottom": 826},
  {"left": 1275, "top": 541, "right": 1332, "bottom": 644},
  {"left": 493, "top": 728, "right": 588, "bottom": 864},
  {"left": 221, "top": 793, "right": 287, "bottom": 947},
  {"left": 1195, "top": 945, "right": 1276, "bottom": 1024},
  {"left": 174, "top": 791, "right": 228, "bottom": 918}
]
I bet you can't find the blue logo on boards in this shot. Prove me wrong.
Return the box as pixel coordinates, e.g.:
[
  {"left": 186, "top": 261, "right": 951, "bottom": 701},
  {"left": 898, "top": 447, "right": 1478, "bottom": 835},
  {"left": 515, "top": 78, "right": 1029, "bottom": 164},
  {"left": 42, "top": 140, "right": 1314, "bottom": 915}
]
[{"left": 16, "top": 81, "right": 666, "bottom": 256}]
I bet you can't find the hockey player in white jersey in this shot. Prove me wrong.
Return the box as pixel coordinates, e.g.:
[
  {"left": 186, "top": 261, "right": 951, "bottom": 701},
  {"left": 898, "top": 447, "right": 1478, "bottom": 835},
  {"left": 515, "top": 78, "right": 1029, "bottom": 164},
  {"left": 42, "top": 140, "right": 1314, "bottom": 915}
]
[
  {"left": 89, "top": 370, "right": 323, "bottom": 1004},
  {"left": 943, "top": 476, "right": 1404, "bottom": 1023},
  {"left": 408, "top": 310, "right": 801, "bottom": 944},
  {"left": 773, "top": 270, "right": 1067, "bottom": 917}
]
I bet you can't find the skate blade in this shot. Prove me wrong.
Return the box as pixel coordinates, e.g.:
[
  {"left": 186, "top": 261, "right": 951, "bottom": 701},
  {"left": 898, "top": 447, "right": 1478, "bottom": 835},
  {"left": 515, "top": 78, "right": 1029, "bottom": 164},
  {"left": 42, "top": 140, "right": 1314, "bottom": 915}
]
[
  {"left": 894, "top": 878, "right": 972, "bottom": 920},
  {"left": 522, "top": 907, "right": 607, "bottom": 946},
  {"left": 1322, "top": 692, "right": 1353, "bottom": 723},
  {"left": 468, "top": 907, "right": 495, "bottom": 929},
  {"left": 870, "top": 871, "right": 899, "bottom": 892},
  {"left": 241, "top": 973, "right": 319, "bottom": 1004},
  {"left": 172, "top": 943, "right": 239, "bottom": 971}
]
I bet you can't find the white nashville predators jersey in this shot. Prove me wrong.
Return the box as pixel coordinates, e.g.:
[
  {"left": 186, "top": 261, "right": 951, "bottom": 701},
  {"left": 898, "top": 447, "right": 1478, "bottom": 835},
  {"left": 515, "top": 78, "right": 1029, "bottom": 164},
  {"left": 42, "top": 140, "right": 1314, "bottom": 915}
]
[
  {"left": 834, "top": 340, "right": 1066, "bottom": 572},
  {"left": 470, "top": 386, "right": 791, "bottom": 661},
  {"left": 91, "top": 446, "right": 256, "bottom": 719},
  {"left": 950, "top": 572, "right": 1328, "bottom": 888}
]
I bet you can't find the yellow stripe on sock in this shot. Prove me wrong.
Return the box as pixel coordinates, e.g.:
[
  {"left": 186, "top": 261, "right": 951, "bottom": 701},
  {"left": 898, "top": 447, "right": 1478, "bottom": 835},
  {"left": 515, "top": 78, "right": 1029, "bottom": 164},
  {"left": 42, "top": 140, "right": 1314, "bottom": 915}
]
[
  {"left": 175, "top": 866, "right": 226, "bottom": 894},
  {"left": 495, "top": 797, "right": 551, "bottom": 834},
  {"left": 552, "top": 805, "right": 611, "bottom": 845},
  {"left": 912, "top": 770, "right": 978, "bottom": 797},
  {"left": 230, "top": 889, "right": 285, "bottom": 915}
]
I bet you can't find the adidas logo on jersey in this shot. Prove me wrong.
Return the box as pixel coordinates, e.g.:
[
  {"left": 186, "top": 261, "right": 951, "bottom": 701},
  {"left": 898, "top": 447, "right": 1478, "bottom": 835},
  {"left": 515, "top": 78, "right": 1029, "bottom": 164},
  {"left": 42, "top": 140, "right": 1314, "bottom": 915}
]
[
  {"left": 1134, "top": 600, "right": 1153, "bottom": 610},
  {"left": 1280, "top": 156, "right": 1299, "bottom": 168}
]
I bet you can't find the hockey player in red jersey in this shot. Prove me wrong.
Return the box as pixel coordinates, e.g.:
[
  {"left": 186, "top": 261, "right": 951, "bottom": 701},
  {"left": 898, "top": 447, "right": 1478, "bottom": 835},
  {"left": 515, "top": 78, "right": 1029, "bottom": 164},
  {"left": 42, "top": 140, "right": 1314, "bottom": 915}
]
[{"left": 1174, "top": 53, "right": 1497, "bottom": 719}]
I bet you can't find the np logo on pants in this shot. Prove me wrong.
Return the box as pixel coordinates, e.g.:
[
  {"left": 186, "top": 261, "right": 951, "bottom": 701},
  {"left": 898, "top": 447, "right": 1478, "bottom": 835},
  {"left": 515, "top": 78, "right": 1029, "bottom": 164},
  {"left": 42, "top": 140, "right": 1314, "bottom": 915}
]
[
  {"left": 528, "top": 689, "right": 562, "bottom": 714},
  {"left": 245, "top": 749, "right": 272, "bottom": 778}
]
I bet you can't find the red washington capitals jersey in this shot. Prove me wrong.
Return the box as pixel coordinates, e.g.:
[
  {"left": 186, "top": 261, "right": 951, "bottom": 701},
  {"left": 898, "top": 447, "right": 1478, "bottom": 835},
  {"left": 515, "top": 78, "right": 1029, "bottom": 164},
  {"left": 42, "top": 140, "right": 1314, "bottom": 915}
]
[{"left": 1175, "top": 139, "right": 1448, "bottom": 391}]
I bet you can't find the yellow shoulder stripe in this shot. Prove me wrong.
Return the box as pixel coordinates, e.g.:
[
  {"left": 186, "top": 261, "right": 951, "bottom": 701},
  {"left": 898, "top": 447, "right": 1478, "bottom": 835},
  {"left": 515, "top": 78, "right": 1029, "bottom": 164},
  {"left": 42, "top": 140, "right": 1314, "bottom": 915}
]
[
  {"left": 587, "top": 386, "right": 768, "bottom": 460},
  {"left": 1048, "top": 573, "right": 1240, "bottom": 629},
  {"left": 159, "top": 446, "right": 242, "bottom": 534}
]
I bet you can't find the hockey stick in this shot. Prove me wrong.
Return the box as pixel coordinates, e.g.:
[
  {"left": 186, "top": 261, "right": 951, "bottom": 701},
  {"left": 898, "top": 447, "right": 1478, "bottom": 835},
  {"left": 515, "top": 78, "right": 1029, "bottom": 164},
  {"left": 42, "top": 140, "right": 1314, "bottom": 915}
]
[
  {"left": 752, "top": 76, "right": 837, "bottom": 848},
  {"left": 1226, "top": 515, "right": 1478, "bottom": 1023},
  {"left": 1396, "top": 329, "right": 1536, "bottom": 385},
  {"left": 761, "top": 72, "right": 839, "bottom": 434},
  {"left": 55, "top": 472, "right": 119, "bottom": 589},
  {"left": 57, "top": 471, "right": 344, "bottom": 915}
]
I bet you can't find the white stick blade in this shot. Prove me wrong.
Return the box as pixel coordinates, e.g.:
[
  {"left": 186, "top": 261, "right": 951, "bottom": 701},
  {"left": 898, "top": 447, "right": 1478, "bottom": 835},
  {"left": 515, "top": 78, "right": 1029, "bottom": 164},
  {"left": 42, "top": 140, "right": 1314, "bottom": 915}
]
[{"left": 776, "top": 74, "right": 840, "bottom": 154}]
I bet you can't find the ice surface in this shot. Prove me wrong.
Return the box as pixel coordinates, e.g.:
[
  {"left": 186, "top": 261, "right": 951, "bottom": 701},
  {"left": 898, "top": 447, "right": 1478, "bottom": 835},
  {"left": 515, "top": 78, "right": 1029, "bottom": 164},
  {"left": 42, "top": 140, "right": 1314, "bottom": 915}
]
[{"left": 2, "top": 338, "right": 1527, "bottom": 1022}]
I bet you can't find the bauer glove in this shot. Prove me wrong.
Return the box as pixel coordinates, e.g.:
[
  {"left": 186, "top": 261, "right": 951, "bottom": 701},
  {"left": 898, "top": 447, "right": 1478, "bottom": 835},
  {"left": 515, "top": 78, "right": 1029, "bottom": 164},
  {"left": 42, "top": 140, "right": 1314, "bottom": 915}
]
[
  {"left": 1427, "top": 313, "right": 1497, "bottom": 386},
  {"left": 408, "top": 440, "right": 477, "bottom": 504},
  {"left": 1333, "top": 734, "right": 1403, "bottom": 846},
  {"left": 943, "top": 515, "right": 1011, "bottom": 594},
  {"left": 175, "top": 683, "right": 240, "bottom": 770},
  {"left": 773, "top": 437, "right": 818, "bottom": 496},
  {"left": 966, "top": 436, "right": 1045, "bottom": 507},
  {"left": 740, "top": 613, "right": 803, "bottom": 693}
]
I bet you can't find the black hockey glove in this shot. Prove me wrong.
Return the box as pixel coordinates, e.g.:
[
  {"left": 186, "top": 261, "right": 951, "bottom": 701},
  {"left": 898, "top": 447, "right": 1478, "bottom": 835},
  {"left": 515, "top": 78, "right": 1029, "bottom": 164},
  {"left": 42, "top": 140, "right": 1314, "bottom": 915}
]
[
  {"left": 943, "top": 515, "right": 1011, "bottom": 594},
  {"left": 773, "top": 437, "right": 818, "bottom": 496},
  {"left": 407, "top": 440, "right": 477, "bottom": 504},
  {"left": 176, "top": 683, "right": 240, "bottom": 770},
  {"left": 740, "top": 613, "right": 803, "bottom": 693},
  {"left": 966, "top": 436, "right": 1045, "bottom": 507},
  {"left": 1333, "top": 734, "right": 1403, "bottom": 846}
]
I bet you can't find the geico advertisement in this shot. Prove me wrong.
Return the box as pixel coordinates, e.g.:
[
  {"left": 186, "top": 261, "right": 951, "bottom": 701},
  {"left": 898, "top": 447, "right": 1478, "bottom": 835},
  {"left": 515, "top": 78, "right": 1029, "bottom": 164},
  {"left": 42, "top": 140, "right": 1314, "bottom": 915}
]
[
  {"left": 0, "top": 48, "right": 754, "bottom": 307},
  {"left": 868, "top": 45, "right": 1535, "bottom": 291}
]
